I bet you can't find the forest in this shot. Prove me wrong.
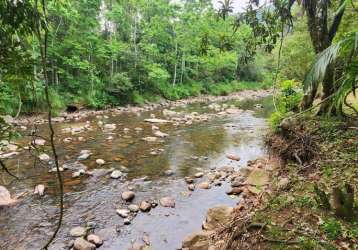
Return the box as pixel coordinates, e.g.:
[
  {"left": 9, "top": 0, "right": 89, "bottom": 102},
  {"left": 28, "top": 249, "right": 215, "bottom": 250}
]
[{"left": 0, "top": 0, "right": 357, "bottom": 250}]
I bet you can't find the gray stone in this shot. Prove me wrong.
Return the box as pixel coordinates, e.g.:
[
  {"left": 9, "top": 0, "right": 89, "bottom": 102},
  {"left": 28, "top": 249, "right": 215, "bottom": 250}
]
[
  {"left": 116, "top": 209, "right": 130, "bottom": 218},
  {"left": 70, "top": 226, "right": 87, "bottom": 237},
  {"left": 159, "top": 196, "right": 175, "bottom": 208},
  {"left": 121, "top": 191, "right": 135, "bottom": 201},
  {"left": 139, "top": 201, "right": 151, "bottom": 212},
  {"left": 87, "top": 234, "right": 103, "bottom": 247}
]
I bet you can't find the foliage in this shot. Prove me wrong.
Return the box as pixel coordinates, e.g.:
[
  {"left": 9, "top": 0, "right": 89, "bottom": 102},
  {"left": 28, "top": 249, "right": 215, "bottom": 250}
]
[{"left": 269, "top": 80, "right": 303, "bottom": 130}]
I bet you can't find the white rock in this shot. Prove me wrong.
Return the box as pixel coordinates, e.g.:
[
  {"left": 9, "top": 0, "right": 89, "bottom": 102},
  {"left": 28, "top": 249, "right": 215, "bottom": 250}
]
[
  {"left": 154, "top": 130, "right": 169, "bottom": 138},
  {"left": 194, "top": 172, "right": 204, "bottom": 178},
  {"left": 160, "top": 196, "right": 175, "bottom": 208},
  {"left": 116, "top": 209, "right": 130, "bottom": 218},
  {"left": 104, "top": 124, "right": 116, "bottom": 130},
  {"left": 110, "top": 170, "right": 122, "bottom": 179},
  {"left": 142, "top": 137, "right": 157, "bottom": 142},
  {"left": 121, "top": 191, "right": 135, "bottom": 201},
  {"left": 0, "top": 186, "right": 17, "bottom": 207},
  {"left": 95, "top": 159, "right": 105, "bottom": 165},
  {"left": 144, "top": 118, "right": 170, "bottom": 124},
  {"left": 34, "top": 139, "right": 46, "bottom": 146},
  {"left": 34, "top": 184, "right": 45, "bottom": 196},
  {"left": 39, "top": 153, "right": 50, "bottom": 161}
]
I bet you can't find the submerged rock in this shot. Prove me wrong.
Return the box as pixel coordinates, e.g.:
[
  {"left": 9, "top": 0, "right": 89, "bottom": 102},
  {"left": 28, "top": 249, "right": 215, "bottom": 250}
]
[
  {"left": 160, "top": 196, "right": 175, "bottom": 208},
  {"left": 73, "top": 238, "right": 96, "bottom": 250},
  {"left": 154, "top": 130, "right": 169, "bottom": 138},
  {"left": 70, "top": 226, "right": 87, "bottom": 237},
  {"left": 226, "top": 154, "right": 241, "bottom": 161}
]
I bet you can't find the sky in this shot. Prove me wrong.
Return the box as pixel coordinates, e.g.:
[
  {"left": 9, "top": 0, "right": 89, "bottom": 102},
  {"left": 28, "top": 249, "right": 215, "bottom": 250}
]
[{"left": 212, "top": 0, "right": 248, "bottom": 13}]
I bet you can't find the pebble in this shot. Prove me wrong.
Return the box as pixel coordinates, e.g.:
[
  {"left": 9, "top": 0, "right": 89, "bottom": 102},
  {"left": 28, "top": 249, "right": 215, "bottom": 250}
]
[
  {"left": 164, "top": 170, "right": 175, "bottom": 176},
  {"left": 226, "top": 154, "right": 241, "bottom": 161},
  {"left": 121, "top": 191, "right": 135, "bottom": 201},
  {"left": 123, "top": 218, "right": 131, "bottom": 225},
  {"left": 184, "top": 177, "right": 194, "bottom": 184}
]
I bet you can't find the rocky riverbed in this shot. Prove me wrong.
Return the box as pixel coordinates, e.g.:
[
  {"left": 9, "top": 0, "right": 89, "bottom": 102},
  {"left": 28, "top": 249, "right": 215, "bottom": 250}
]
[{"left": 0, "top": 90, "right": 274, "bottom": 250}]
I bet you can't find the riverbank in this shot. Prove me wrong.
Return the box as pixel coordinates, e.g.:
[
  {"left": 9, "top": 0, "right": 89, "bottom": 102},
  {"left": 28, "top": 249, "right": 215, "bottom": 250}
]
[
  {"left": 9, "top": 89, "right": 271, "bottom": 126},
  {"left": 184, "top": 117, "right": 358, "bottom": 250}
]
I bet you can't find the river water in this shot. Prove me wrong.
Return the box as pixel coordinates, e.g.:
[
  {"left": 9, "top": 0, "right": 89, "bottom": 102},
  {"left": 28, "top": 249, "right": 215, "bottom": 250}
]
[{"left": 0, "top": 94, "right": 273, "bottom": 250}]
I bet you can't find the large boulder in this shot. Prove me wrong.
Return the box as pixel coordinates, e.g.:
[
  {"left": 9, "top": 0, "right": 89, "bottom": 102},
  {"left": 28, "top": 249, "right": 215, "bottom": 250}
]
[{"left": 202, "top": 206, "right": 234, "bottom": 230}]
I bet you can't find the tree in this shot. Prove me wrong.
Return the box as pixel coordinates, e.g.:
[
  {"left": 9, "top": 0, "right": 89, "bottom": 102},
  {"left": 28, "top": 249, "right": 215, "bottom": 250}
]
[
  {"left": 236, "top": 0, "right": 349, "bottom": 115},
  {"left": 217, "top": 0, "right": 234, "bottom": 20}
]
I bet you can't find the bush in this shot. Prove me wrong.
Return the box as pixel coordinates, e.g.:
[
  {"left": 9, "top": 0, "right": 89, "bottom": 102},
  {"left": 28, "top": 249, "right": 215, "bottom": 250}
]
[{"left": 269, "top": 80, "right": 303, "bottom": 130}]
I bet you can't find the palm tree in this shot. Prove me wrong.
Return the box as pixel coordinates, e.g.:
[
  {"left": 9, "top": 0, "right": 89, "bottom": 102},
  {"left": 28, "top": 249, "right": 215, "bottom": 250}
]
[
  {"left": 304, "top": 32, "right": 358, "bottom": 117},
  {"left": 218, "top": 0, "right": 234, "bottom": 20}
]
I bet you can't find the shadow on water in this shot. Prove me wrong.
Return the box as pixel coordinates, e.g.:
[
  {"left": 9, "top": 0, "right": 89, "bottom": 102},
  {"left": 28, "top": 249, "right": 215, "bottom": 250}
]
[{"left": 0, "top": 95, "right": 274, "bottom": 250}]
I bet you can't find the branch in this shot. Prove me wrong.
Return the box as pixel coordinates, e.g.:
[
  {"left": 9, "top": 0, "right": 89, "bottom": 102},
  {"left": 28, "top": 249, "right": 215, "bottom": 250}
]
[{"left": 0, "top": 159, "right": 19, "bottom": 179}]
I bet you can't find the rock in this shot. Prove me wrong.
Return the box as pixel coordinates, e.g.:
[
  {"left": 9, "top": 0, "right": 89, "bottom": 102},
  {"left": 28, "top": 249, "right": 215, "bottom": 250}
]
[
  {"left": 144, "top": 118, "right": 170, "bottom": 123},
  {"left": 63, "top": 162, "right": 87, "bottom": 171},
  {"left": 70, "top": 226, "right": 87, "bottom": 237},
  {"left": 87, "top": 234, "right": 103, "bottom": 247},
  {"left": 278, "top": 177, "right": 290, "bottom": 190},
  {"left": 39, "top": 153, "right": 50, "bottom": 161},
  {"left": 188, "top": 184, "right": 195, "bottom": 191},
  {"left": 63, "top": 137, "right": 73, "bottom": 143},
  {"left": 119, "top": 166, "right": 129, "bottom": 172},
  {"left": 95, "top": 159, "right": 105, "bottom": 165},
  {"left": 182, "top": 231, "right": 212, "bottom": 249},
  {"left": 73, "top": 238, "right": 96, "bottom": 250},
  {"left": 132, "top": 242, "right": 145, "bottom": 250},
  {"left": 72, "top": 169, "right": 85, "bottom": 178},
  {"left": 0, "top": 186, "right": 17, "bottom": 207},
  {"left": 184, "top": 177, "right": 194, "bottom": 184},
  {"left": 245, "top": 169, "right": 269, "bottom": 187},
  {"left": 194, "top": 172, "right": 204, "bottom": 178},
  {"left": 123, "top": 218, "right": 131, "bottom": 225},
  {"left": 203, "top": 206, "right": 234, "bottom": 230},
  {"left": 226, "top": 154, "right": 240, "bottom": 161},
  {"left": 139, "top": 201, "right": 151, "bottom": 212},
  {"left": 34, "top": 139, "right": 46, "bottom": 146},
  {"left": 110, "top": 170, "right": 122, "bottom": 179},
  {"left": 226, "top": 187, "right": 244, "bottom": 195},
  {"left": 164, "top": 170, "right": 175, "bottom": 176},
  {"left": 238, "top": 166, "right": 252, "bottom": 176},
  {"left": 104, "top": 124, "right": 116, "bottom": 130},
  {"left": 121, "top": 191, "right": 135, "bottom": 201},
  {"left": 142, "top": 137, "right": 157, "bottom": 142},
  {"left": 231, "top": 180, "right": 244, "bottom": 187},
  {"left": 198, "top": 182, "right": 210, "bottom": 189},
  {"left": 128, "top": 204, "right": 139, "bottom": 213},
  {"left": 160, "top": 196, "right": 175, "bottom": 208},
  {"left": 78, "top": 153, "right": 91, "bottom": 160},
  {"left": 34, "top": 184, "right": 45, "bottom": 196},
  {"left": 151, "top": 125, "right": 159, "bottom": 130},
  {"left": 116, "top": 209, "right": 130, "bottom": 218},
  {"left": 134, "top": 127, "right": 143, "bottom": 132},
  {"left": 154, "top": 130, "right": 169, "bottom": 138}
]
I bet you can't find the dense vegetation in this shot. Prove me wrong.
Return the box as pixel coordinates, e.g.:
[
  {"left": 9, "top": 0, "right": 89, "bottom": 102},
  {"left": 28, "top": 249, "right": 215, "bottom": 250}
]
[{"left": 0, "top": 0, "right": 274, "bottom": 116}]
